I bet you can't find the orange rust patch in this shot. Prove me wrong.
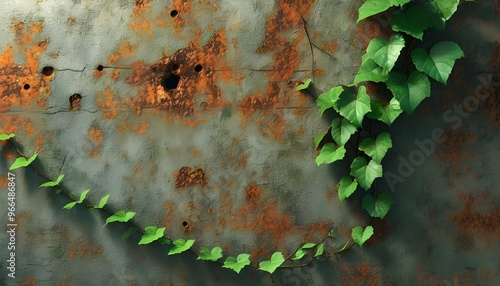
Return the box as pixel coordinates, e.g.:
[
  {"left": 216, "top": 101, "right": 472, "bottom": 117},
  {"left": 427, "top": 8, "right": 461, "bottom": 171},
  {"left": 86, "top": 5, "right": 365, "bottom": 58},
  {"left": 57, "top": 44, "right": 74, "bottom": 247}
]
[
  {"left": 93, "top": 69, "right": 105, "bottom": 78},
  {"left": 108, "top": 41, "right": 139, "bottom": 64},
  {"left": 87, "top": 127, "right": 104, "bottom": 157},
  {"left": 68, "top": 237, "right": 104, "bottom": 260},
  {"left": 352, "top": 13, "right": 392, "bottom": 50},
  {"left": 110, "top": 70, "right": 120, "bottom": 81},
  {"left": 321, "top": 41, "right": 340, "bottom": 54},
  {"left": 174, "top": 167, "right": 208, "bottom": 189},
  {"left": 341, "top": 262, "right": 380, "bottom": 286},
  {"left": 19, "top": 278, "right": 38, "bottom": 286},
  {"left": 0, "top": 115, "right": 35, "bottom": 138},
  {"left": 238, "top": 82, "right": 281, "bottom": 118},
  {"left": 264, "top": 114, "right": 286, "bottom": 141},
  {"left": 170, "top": 0, "right": 193, "bottom": 32},
  {"left": 96, "top": 87, "right": 123, "bottom": 119},
  {"left": 270, "top": 40, "right": 301, "bottom": 81},
  {"left": 434, "top": 130, "right": 476, "bottom": 175}
]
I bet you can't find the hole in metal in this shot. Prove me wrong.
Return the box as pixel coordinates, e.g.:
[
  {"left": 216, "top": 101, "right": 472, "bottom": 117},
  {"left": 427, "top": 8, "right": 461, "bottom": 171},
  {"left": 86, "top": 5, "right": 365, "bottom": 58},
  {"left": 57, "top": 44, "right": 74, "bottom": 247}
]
[
  {"left": 23, "top": 84, "right": 30, "bottom": 90},
  {"left": 182, "top": 221, "right": 188, "bottom": 228},
  {"left": 172, "top": 64, "right": 179, "bottom": 71},
  {"left": 96, "top": 65, "right": 104, "bottom": 71},
  {"left": 42, "top": 66, "right": 54, "bottom": 76},
  {"left": 170, "top": 10, "right": 178, "bottom": 17},
  {"left": 69, "top": 93, "right": 82, "bottom": 111},
  {"left": 194, "top": 64, "right": 203, "bottom": 72},
  {"left": 162, "top": 73, "right": 180, "bottom": 90}
]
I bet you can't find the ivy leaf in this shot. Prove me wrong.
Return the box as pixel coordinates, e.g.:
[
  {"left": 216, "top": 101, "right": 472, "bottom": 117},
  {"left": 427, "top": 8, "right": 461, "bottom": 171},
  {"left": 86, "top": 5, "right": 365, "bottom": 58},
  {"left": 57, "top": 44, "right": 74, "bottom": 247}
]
[
  {"left": 62, "top": 189, "right": 89, "bottom": 210},
  {"left": 314, "top": 244, "right": 324, "bottom": 257},
  {"left": 366, "top": 34, "right": 405, "bottom": 74},
  {"left": 367, "top": 97, "right": 403, "bottom": 126},
  {"left": 39, "top": 174, "right": 65, "bottom": 188},
  {"left": 258, "top": 252, "right": 285, "bottom": 274},
  {"left": 296, "top": 79, "right": 312, "bottom": 91},
  {"left": 331, "top": 118, "right": 357, "bottom": 146},
  {"left": 63, "top": 201, "right": 78, "bottom": 210},
  {"left": 104, "top": 211, "right": 136, "bottom": 226},
  {"left": 390, "top": 5, "right": 445, "bottom": 40},
  {"left": 357, "top": 0, "right": 411, "bottom": 22},
  {"left": 122, "top": 227, "right": 136, "bottom": 240},
  {"left": 433, "top": 0, "right": 459, "bottom": 20},
  {"left": 386, "top": 71, "right": 431, "bottom": 114},
  {"left": 158, "top": 238, "right": 171, "bottom": 245},
  {"left": 139, "top": 226, "right": 166, "bottom": 245},
  {"left": 93, "top": 194, "right": 110, "bottom": 209},
  {"left": 222, "top": 254, "right": 251, "bottom": 274},
  {"left": 411, "top": 41, "right": 464, "bottom": 84},
  {"left": 197, "top": 246, "right": 223, "bottom": 261},
  {"left": 291, "top": 242, "right": 316, "bottom": 260},
  {"left": 337, "top": 86, "right": 371, "bottom": 127},
  {"left": 337, "top": 175, "right": 358, "bottom": 201},
  {"left": 350, "top": 157, "right": 383, "bottom": 190},
  {"left": 317, "top": 86, "right": 344, "bottom": 115},
  {"left": 0, "top": 133, "right": 15, "bottom": 140},
  {"left": 354, "top": 58, "right": 389, "bottom": 84},
  {"left": 316, "top": 144, "right": 346, "bottom": 166},
  {"left": 334, "top": 241, "right": 350, "bottom": 253},
  {"left": 362, "top": 192, "right": 394, "bottom": 219},
  {"left": 359, "top": 132, "right": 393, "bottom": 163},
  {"left": 352, "top": 226, "right": 374, "bottom": 247},
  {"left": 168, "top": 239, "right": 195, "bottom": 255},
  {"left": 9, "top": 154, "right": 38, "bottom": 170},
  {"left": 328, "top": 229, "right": 336, "bottom": 238},
  {"left": 314, "top": 131, "right": 327, "bottom": 149},
  {"left": 77, "top": 189, "right": 89, "bottom": 203}
]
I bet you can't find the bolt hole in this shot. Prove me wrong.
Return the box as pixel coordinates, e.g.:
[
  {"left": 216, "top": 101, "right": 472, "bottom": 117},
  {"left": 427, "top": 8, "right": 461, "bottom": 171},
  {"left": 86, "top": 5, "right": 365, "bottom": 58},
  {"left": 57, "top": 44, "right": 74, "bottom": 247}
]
[
  {"left": 23, "top": 84, "right": 30, "bottom": 90},
  {"left": 96, "top": 65, "right": 104, "bottom": 71},
  {"left": 194, "top": 64, "right": 203, "bottom": 72},
  {"left": 182, "top": 221, "right": 188, "bottom": 228},
  {"left": 170, "top": 10, "right": 178, "bottom": 17},
  {"left": 161, "top": 73, "right": 180, "bottom": 90},
  {"left": 42, "top": 66, "right": 55, "bottom": 76},
  {"left": 172, "top": 64, "right": 179, "bottom": 71}
]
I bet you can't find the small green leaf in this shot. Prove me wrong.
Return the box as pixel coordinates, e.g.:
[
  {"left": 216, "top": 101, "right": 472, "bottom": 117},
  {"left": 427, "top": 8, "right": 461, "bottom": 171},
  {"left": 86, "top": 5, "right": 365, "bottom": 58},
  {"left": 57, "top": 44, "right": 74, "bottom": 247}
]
[
  {"left": 334, "top": 241, "right": 349, "bottom": 253},
  {"left": 350, "top": 157, "right": 383, "bottom": 190},
  {"left": 316, "top": 144, "right": 346, "bottom": 166},
  {"left": 197, "top": 246, "right": 223, "bottom": 261},
  {"left": 366, "top": 34, "right": 405, "bottom": 74},
  {"left": 139, "top": 226, "right": 166, "bottom": 245},
  {"left": 328, "top": 229, "right": 336, "bottom": 238},
  {"left": 314, "top": 243, "right": 324, "bottom": 257},
  {"left": 434, "top": 0, "right": 459, "bottom": 20},
  {"left": 39, "top": 174, "right": 65, "bottom": 188},
  {"left": 337, "top": 86, "right": 371, "bottom": 127},
  {"left": 291, "top": 242, "right": 316, "bottom": 260},
  {"left": 390, "top": 5, "right": 445, "bottom": 40},
  {"left": 337, "top": 175, "right": 358, "bottom": 201},
  {"left": 351, "top": 225, "right": 374, "bottom": 247},
  {"left": 317, "top": 86, "right": 344, "bottom": 115},
  {"left": 78, "top": 189, "right": 90, "bottom": 203},
  {"left": 366, "top": 97, "right": 403, "bottom": 126},
  {"left": 122, "top": 227, "right": 136, "bottom": 240},
  {"left": 362, "top": 192, "right": 394, "bottom": 219},
  {"left": 0, "top": 133, "right": 15, "bottom": 140},
  {"left": 314, "top": 131, "right": 327, "bottom": 149},
  {"left": 93, "top": 194, "right": 110, "bottom": 209},
  {"left": 331, "top": 118, "right": 357, "bottom": 146},
  {"left": 63, "top": 201, "right": 78, "bottom": 210},
  {"left": 222, "top": 254, "right": 251, "bottom": 274},
  {"left": 168, "top": 239, "right": 195, "bottom": 255},
  {"left": 55, "top": 188, "right": 62, "bottom": 194},
  {"left": 296, "top": 79, "right": 312, "bottom": 91},
  {"left": 104, "top": 211, "right": 136, "bottom": 226},
  {"left": 411, "top": 41, "right": 464, "bottom": 84},
  {"left": 158, "top": 238, "right": 171, "bottom": 245},
  {"left": 357, "top": 0, "right": 410, "bottom": 22},
  {"left": 387, "top": 71, "right": 431, "bottom": 114},
  {"left": 9, "top": 154, "right": 38, "bottom": 170},
  {"left": 301, "top": 243, "right": 316, "bottom": 249},
  {"left": 359, "top": 132, "right": 393, "bottom": 163},
  {"left": 258, "top": 252, "right": 285, "bottom": 274}
]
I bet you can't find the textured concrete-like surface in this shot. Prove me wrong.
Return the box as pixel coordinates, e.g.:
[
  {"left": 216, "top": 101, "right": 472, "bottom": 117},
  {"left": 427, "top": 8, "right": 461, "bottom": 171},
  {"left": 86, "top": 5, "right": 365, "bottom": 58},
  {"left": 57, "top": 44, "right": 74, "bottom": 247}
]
[{"left": 0, "top": 0, "right": 499, "bottom": 285}]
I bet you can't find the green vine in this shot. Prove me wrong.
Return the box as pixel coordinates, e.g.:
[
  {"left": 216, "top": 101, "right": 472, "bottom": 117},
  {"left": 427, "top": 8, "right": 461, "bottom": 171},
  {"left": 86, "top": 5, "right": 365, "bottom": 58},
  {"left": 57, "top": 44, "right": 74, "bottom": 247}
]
[{"left": 1, "top": 0, "right": 470, "bottom": 275}]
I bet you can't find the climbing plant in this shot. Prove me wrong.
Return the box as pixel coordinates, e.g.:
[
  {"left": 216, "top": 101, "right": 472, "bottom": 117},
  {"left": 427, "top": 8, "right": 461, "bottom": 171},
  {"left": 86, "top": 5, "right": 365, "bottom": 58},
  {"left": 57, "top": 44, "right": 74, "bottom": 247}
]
[{"left": 1, "top": 0, "right": 470, "bottom": 276}]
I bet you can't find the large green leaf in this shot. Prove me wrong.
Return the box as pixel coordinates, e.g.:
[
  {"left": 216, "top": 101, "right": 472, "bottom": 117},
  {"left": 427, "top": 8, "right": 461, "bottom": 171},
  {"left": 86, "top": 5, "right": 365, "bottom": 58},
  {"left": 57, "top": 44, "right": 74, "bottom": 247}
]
[
  {"left": 168, "top": 239, "right": 195, "bottom": 255},
  {"left": 0, "top": 133, "right": 15, "bottom": 140},
  {"left": 390, "top": 5, "right": 445, "bottom": 40},
  {"left": 357, "top": 0, "right": 411, "bottom": 22},
  {"left": 104, "top": 211, "right": 136, "bottom": 226},
  {"left": 317, "top": 86, "right": 344, "bottom": 115},
  {"left": 39, "top": 174, "right": 64, "bottom": 188},
  {"left": 316, "top": 144, "right": 346, "bottom": 166},
  {"left": 350, "top": 157, "right": 383, "bottom": 190},
  {"left": 433, "top": 0, "right": 459, "bottom": 20},
  {"left": 337, "top": 86, "right": 371, "bottom": 127},
  {"left": 139, "top": 226, "right": 166, "bottom": 245},
  {"left": 386, "top": 71, "right": 431, "bottom": 114},
  {"left": 351, "top": 225, "right": 374, "bottom": 247},
  {"left": 9, "top": 154, "right": 38, "bottom": 170},
  {"left": 331, "top": 118, "right": 357, "bottom": 146},
  {"left": 359, "top": 132, "right": 393, "bottom": 163},
  {"left": 411, "top": 41, "right": 464, "bottom": 84},
  {"left": 366, "top": 97, "right": 403, "bottom": 126},
  {"left": 354, "top": 58, "right": 389, "bottom": 84},
  {"left": 197, "top": 246, "right": 223, "bottom": 261},
  {"left": 222, "top": 254, "right": 251, "bottom": 274},
  {"left": 258, "top": 252, "right": 285, "bottom": 274},
  {"left": 366, "top": 34, "right": 405, "bottom": 74},
  {"left": 362, "top": 192, "right": 394, "bottom": 219},
  {"left": 337, "top": 175, "right": 358, "bottom": 201}
]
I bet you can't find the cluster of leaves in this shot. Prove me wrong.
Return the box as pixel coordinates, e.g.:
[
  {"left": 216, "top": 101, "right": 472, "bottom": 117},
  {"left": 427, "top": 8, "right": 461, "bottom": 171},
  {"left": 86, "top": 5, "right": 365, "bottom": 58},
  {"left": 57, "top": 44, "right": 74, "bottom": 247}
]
[{"left": 300, "top": 0, "right": 466, "bottom": 246}]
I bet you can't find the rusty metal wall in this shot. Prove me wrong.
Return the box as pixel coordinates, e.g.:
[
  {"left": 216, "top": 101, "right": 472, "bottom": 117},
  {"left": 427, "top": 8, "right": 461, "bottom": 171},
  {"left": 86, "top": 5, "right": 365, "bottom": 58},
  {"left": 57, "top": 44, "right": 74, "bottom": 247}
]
[{"left": 0, "top": 0, "right": 499, "bottom": 285}]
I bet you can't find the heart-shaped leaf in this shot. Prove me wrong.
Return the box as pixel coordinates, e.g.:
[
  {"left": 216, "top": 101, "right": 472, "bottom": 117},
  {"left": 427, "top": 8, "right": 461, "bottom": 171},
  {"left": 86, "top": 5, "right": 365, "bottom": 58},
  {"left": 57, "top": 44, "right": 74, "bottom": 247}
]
[
  {"left": 357, "top": 0, "right": 411, "bottom": 22},
  {"left": 337, "top": 86, "right": 371, "bottom": 127},
  {"left": 139, "top": 226, "right": 166, "bottom": 245},
  {"left": 337, "top": 175, "right": 358, "bottom": 201},
  {"left": 223, "top": 254, "right": 251, "bottom": 274},
  {"left": 77, "top": 189, "right": 90, "bottom": 203},
  {"left": 0, "top": 133, "right": 15, "bottom": 140},
  {"left": 350, "top": 157, "right": 383, "bottom": 190},
  {"left": 390, "top": 5, "right": 445, "bottom": 40},
  {"left": 314, "top": 131, "right": 327, "bottom": 149},
  {"left": 317, "top": 86, "right": 344, "bottom": 115},
  {"left": 296, "top": 79, "right": 312, "bottom": 91},
  {"left": 63, "top": 201, "right": 78, "bottom": 210},
  {"left": 434, "top": 0, "right": 459, "bottom": 20},
  {"left": 386, "top": 71, "right": 431, "bottom": 114},
  {"left": 359, "top": 132, "right": 393, "bottom": 163},
  {"left": 259, "top": 252, "right": 285, "bottom": 274},
  {"left": 197, "top": 246, "right": 223, "bottom": 261},
  {"left": 331, "top": 118, "right": 358, "bottom": 146},
  {"left": 9, "top": 154, "right": 38, "bottom": 170},
  {"left": 39, "top": 174, "right": 65, "bottom": 188},
  {"left": 362, "top": 192, "right": 394, "bottom": 219},
  {"left": 105, "top": 211, "right": 136, "bottom": 226},
  {"left": 354, "top": 58, "right": 389, "bottom": 84},
  {"left": 316, "top": 144, "right": 346, "bottom": 166},
  {"left": 291, "top": 243, "right": 315, "bottom": 261},
  {"left": 93, "top": 194, "right": 110, "bottom": 209},
  {"left": 367, "top": 97, "right": 403, "bottom": 126},
  {"left": 352, "top": 225, "right": 374, "bottom": 247},
  {"left": 411, "top": 41, "right": 464, "bottom": 84},
  {"left": 168, "top": 239, "right": 195, "bottom": 255},
  {"left": 366, "top": 34, "right": 405, "bottom": 74}
]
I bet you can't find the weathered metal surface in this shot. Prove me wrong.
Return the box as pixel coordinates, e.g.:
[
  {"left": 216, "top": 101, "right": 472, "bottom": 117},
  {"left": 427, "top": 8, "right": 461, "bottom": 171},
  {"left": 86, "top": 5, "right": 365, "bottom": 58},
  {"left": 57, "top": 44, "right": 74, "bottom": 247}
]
[{"left": 0, "top": 0, "right": 499, "bottom": 285}]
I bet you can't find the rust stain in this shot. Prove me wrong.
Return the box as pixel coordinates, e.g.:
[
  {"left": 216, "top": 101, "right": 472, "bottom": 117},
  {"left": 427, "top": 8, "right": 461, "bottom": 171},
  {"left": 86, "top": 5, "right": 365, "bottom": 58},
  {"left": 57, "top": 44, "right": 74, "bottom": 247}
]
[
  {"left": 67, "top": 237, "right": 104, "bottom": 260},
  {"left": 270, "top": 39, "right": 301, "bottom": 81},
  {"left": 434, "top": 130, "right": 476, "bottom": 175},
  {"left": 170, "top": 0, "right": 193, "bottom": 32},
  {"left": 87, "top": 126, "right": 104, "bottom": 157},
  {"left": 95, "top": 87, "right": 122, "bottom": 119},
  {"left": 174, "top": 167, "right": 208, "bottom": 189},
  {"left": 238, "top": 82, "right": 281, "bottom": 118},
  {"left": 341, "top": 262, "right": 380, "bottom": 286},
  {"left": 108, "top": 41, "right": 139, "bottom": 64},
  {"left": 19, "top": 278, "right": 38, "bottom": 286}
]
